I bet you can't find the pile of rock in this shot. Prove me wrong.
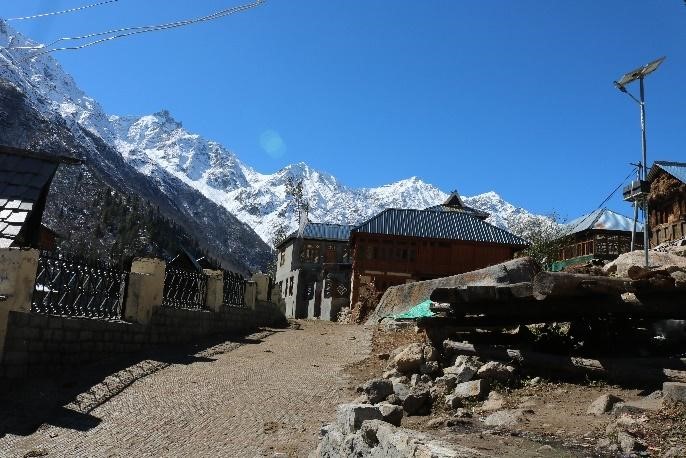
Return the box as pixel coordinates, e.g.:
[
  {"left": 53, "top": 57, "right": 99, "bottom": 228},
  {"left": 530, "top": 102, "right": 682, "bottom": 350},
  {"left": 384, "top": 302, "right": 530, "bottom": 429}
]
[
  {"left": 356, "top": 343, "right": 520, "bottom": 423},
  {"left": 315, "top": 413, "right": 480, "bottom": 457}
]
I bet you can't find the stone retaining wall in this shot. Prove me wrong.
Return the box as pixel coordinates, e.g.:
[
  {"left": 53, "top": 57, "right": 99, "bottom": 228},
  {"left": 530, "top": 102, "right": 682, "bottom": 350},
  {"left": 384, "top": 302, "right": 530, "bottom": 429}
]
[{"left": 0, "top": 301, "right": 286, "bottom": 379}]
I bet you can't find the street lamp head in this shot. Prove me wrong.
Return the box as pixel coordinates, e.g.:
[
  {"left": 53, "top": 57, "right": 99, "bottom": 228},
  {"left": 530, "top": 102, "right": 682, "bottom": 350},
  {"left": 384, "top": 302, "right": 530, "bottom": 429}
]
[
  {"left": 614, "top": 81, "right": 628, "bottom": 93},
  {"left": 615, "top": 56, "right": 666, "bottom": 87}
]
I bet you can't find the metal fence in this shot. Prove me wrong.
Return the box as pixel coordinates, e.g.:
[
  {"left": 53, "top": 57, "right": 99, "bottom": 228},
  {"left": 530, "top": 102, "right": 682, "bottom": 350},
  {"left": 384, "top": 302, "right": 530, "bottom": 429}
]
[
  {"left": 31, "top": 251, "right": 128, "bottom": 320},
  {"left": 222, "top": 270, "right": 246, "bottom": 307},
  {"left": 162, "top": 267, "right": 208, "bottom": 310}
]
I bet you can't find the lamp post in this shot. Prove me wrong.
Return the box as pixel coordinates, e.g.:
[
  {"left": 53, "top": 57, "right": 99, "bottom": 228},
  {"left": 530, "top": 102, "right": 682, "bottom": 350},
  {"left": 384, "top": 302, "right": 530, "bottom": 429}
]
[{"left": 615, "top": 56, "right": 665, "bottom": 267}]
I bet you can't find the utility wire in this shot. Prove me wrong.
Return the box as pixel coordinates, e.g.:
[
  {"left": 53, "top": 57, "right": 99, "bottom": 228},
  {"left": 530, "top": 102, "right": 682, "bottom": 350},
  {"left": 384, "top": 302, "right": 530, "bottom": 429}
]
[
  {"left": 593, "top": 167, "right": 637, "bottom": 212},
  {"left": 7, "top": 0, "right": 120, "bottom": 21},
  {"left": 567, "top": 167, "right": 638, "bottom": 232},
  {"left": 15, "top": 0, "right": 264, "bottom": 59}
]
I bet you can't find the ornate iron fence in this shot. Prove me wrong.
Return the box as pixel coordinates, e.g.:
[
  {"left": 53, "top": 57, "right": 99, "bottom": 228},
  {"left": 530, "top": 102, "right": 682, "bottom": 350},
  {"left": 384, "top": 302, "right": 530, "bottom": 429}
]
[
  {"left": 223, "top": 270, "right": 246, "bottom": 307},
  {"left": 162, "top": 267, "right": 208, "bottom": 310},
  {"left": 31, "top": 251, "right": 128, "bottom": 320}
]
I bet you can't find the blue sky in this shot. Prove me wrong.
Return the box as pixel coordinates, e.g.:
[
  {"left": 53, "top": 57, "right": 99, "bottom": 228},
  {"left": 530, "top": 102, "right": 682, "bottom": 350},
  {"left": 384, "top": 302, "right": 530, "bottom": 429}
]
[{"left": 1, "top": 1, "right": 685, "bottom": 220}]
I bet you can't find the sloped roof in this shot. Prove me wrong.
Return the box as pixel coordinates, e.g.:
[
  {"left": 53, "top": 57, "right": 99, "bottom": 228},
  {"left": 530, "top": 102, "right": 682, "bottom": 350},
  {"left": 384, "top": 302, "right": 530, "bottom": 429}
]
[
  {"left": 0, "top": 146, "right": 80, "bottom": 248},
  {"left": 563, "top": 208, "right": 642, "bottom": 236},
  {"left": 277, "top": 222, "right": 355, "bottom": 248},
  {"left": 648, "top": 161, "right": 686, "bottom": 184},
  {"left": 424, "top": 192, "right": 490, "bottom": 220},
  {"left": 352, "top": 208, "right": 528, "bottom": 247}
]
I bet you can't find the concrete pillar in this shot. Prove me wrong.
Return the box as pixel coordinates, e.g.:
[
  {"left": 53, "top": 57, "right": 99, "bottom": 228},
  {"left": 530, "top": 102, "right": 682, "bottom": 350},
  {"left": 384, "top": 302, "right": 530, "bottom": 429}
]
[
  {"left": 244, "top": 281, "right": 257, "bottom": 309},
  {"left": 0, "top": 248, "right": 39, "bottom": 359},
  {"left": 204, "top": 269, "right": 224, "bottom": 312},
  {"left": 124, "top": 258, "right": 165, "bottom": 325},
  {"left": 251, "top": 273, "right": 271, "bottom": 302}
]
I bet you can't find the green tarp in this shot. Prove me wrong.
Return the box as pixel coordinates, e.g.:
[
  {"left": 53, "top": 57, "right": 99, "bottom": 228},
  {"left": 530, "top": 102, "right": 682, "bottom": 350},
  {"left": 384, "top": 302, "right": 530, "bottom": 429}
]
[
  {"left": 550, "top": 254, "right": 594, "bottom": 272},
  {"left": 387, "top": 299, "right": 435, "bottom": 320}
]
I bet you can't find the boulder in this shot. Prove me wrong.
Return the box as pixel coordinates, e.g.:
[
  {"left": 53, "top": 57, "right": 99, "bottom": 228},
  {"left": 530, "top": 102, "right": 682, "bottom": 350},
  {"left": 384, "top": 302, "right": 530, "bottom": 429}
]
[
  {"left": 444, "top": 393, "right": 462, "bottom": 410},
  {"left": 663, "top": 446, "right": 686, "bottom": 458},
  {"left": 430, "top": 375, "right": 457, "bottom": 403},
  {"left": 481, "top": 391, "right": 505, "bottom": 412},
  {"left": 663, "top": 382, "right": 686, "bottom": 403},
  {"left": 443, "top": 362, "right": 478, "bottom": 383},
  {"left": 360, "top": 378, "right": 394, "bottom": 404},
  {"left": 392, "top": 382, "right": 410, "bottom": 402},
  {"left": 423, "top": 344, "right": 438, "bottom": 362},
  {"left": 617, "top": 431, "right": 646, "bottom": 454},
  {"left": 587, "top": 394, "right": 623, "bottom": 415},
  {"left": 385, "top": 394, "right": 401, "bottom": 406},
  {"left": 476, "top": 361, "right": 516, "bottom": 384},
  {"left": 393, "top": 343, "right": 425, "bottom": 374},
  {"left": 672, "top": 270, "right": 686, "bottom": 288},
  {"left": 604, "top": 250, "right": 686, "bottom": 278},
  {"left": 336, "top": 404, "right": 385, "bottom": 434},
  {"left": 377, "top": 403, "right": 403, "bottom": 426},
  {"left": 452, "top": 380, "right": 489, "bottom": 401},
  {"left": 453, "top": 355, "right": 483, "bottom": 369},
  {"left": 484, "top": 409, "right": 531, "bottom": 427},
  {"left": 392, "top": 343, "right": 437, "bottom": 375},
  {"left": 409, "top": 374, "right": 432, "bottom": 387},
  {"left": 402, "top": 386, "right": 432, "bottom": 416},
  {"left": 434, "top": 375, "right": 458, "bottom": 392},
  {"left": 419, "top": 361, "right": 440, "bottom": 375}
]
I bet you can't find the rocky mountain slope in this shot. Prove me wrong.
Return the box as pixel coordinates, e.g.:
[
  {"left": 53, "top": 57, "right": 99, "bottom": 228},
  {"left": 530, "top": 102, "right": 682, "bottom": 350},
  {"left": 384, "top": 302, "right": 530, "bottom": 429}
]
[
  {"left": 0, "top": 21, "right": 270, "bottom": 273},
  {"left": 0, "top": 20, "right": 550, "bottom": 269}
]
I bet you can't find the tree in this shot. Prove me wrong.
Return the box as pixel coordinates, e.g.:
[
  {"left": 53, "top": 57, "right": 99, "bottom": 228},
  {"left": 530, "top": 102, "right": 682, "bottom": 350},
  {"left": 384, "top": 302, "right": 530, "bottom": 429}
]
[{"left": 509, "top": 212, "right": 568, "bottom": 270}]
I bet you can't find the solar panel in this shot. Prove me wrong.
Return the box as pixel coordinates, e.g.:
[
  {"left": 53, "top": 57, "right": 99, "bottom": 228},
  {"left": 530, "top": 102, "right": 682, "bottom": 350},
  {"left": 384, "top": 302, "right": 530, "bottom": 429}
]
[{"left": 616, "top": 57, "right": 665, "bottom": 86}]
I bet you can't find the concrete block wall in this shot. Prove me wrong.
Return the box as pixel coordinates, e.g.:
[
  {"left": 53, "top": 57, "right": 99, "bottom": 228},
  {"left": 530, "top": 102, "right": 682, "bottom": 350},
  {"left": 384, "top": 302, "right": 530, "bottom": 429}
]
[{"left": 0, "top": 302, "right": 286, "bottom": 379}]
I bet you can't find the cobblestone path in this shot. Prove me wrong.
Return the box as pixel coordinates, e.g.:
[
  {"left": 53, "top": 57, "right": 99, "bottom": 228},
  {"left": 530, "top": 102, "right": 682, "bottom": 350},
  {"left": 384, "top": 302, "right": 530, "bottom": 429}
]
[{"left": 0, "top": 321, "right": 371, "bottom": 457}]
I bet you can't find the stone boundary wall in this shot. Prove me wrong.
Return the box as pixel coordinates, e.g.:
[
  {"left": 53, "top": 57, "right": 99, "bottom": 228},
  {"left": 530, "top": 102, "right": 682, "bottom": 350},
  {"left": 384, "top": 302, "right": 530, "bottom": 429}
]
[{"left": 0, "top": 301, "right": 286, "bottom": 379}]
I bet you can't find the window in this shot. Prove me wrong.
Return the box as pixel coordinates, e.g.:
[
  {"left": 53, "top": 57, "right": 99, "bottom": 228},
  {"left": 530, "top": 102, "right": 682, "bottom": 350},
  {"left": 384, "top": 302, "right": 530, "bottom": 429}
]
[
  {"left": 288, "top": 277, "right": 294, "bottom": 296},
  {"left": 326, "top": 244, "right": 337, "bottom": 263},
  {"left": 302, "top": 243, "right": 321, "bottom": 263},
  {"left": 279, "top": 249, "right": 286, "bottom": 266}
]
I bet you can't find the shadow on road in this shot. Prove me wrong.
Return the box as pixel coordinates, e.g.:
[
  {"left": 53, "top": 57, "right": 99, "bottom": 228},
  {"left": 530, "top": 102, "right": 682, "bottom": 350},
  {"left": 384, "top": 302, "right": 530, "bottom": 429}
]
[{"left": 0, "top": 328, "right": 275, "bottom": 438}]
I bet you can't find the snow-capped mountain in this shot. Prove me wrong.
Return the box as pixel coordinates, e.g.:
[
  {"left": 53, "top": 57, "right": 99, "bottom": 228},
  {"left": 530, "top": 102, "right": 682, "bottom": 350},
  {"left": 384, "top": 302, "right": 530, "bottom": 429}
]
[
  {"left": 0, "top": 20, "right": 549, "bottom": 261},
  {"left": 108, "top": 109, "right": 552, "bottom": 244}
]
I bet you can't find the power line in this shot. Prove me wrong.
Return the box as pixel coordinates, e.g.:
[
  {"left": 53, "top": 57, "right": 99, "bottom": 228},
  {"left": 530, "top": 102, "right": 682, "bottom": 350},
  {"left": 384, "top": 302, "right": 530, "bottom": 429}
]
[
  {"left": 15, "top": 0, "right": 265, "bottom": 59},
  {"left": 569, "top": 166, "right": 638, "bottom": 231},
  {"left": 7, "top": 0, "right": 120, "bottom": 21},
  {"left": 593, "top": 167, "right": 637, "bottom": 212}
]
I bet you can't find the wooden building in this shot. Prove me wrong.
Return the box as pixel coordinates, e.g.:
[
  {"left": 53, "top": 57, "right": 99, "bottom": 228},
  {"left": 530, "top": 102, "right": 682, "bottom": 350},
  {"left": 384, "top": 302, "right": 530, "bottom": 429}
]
[
  {"left": 647, "top": 161, "right": 686, "bottom": 246},
  {"left": 552, "top": 209, "right": 642, "bottom": 271},
  {"left": 349, "top": 202, "right": 528, "bottom": 305},
  {"left": 274, "top": 223, "right": 354, "bottom": 320}
]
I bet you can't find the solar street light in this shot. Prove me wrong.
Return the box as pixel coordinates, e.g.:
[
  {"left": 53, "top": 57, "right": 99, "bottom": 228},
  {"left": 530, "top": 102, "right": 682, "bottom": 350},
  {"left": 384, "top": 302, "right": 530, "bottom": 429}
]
[{"left": 614, "top": 56, "right": 665, "bottom": 267}]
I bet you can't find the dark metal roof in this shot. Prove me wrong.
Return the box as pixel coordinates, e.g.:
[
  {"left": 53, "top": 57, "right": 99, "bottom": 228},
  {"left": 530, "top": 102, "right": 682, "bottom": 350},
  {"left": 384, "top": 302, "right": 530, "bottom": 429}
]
[
  {"left": 648, "top": 160, "right": 686, "bottom": 184},
  {"left": 351, "top": 208, "right": 528, "bottom": 247},
  {"left": 0, "top": 151, "right": 60, "bottom": 248},
  {"left": 424, "top": 192, "right": 489, "bottom": 220},
  {"left": 424, "top": 204, "right": 490, "bottom": 220},
  {"left": 277, "top": 222, "right": 355, "bottom": 248}
]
